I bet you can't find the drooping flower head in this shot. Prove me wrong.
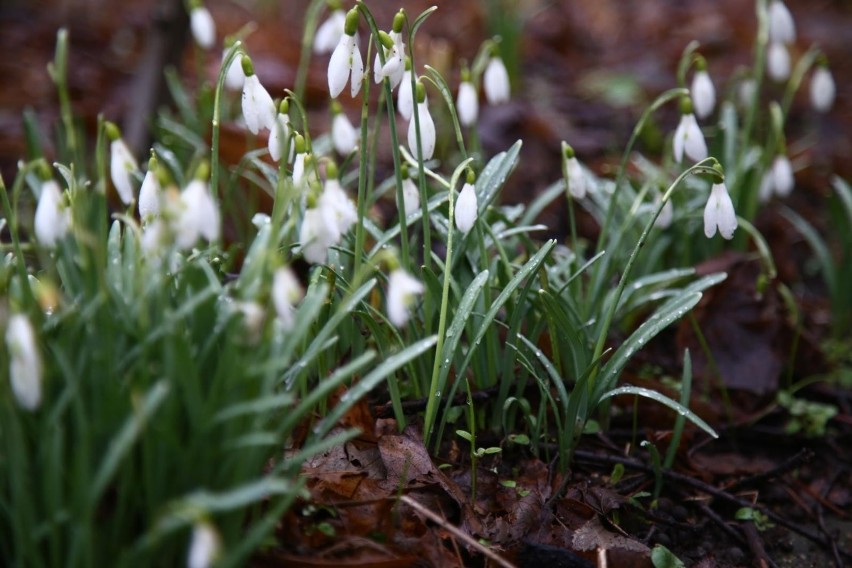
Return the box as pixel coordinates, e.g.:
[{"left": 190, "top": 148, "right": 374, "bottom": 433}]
[
  {"left": 703, "top": 182, "right": 738, "bottom": 240},
  {"left": 562, "top": 142, "right": 587, "bottom": 199},
  {"left": 139, "top": 152, "right": 163, "bottom": 223},
  {"left": 454, "top": 169, "right": 478, "bottom": 235},
  {"left": 299, "top": 163, "right": 356, "bottom": 264},
  {"left": 767, "top": 42, "right": 791, "bottom": 82},
  {"left": 330, "top": 101, "right": 357, "bottom": 156},
  {"left": 106, "top": 121, "right": 139, "bottom": 206},
  {"left": 268, "top": 99, "right": 293, "bottom": 163},
  {"left": 768, "top": 0, "right": 796, "bottom": 45},
  {"left": 241, "top": 55, "right": 277, "bottom": 135},
  {"left": 188, "top": 0, "right": 216, "bottom": 50},
  {"left": 222, "top": 37, "right": 245, "bottom": 91},
  {"left": 387, "top": 268, "right": 425, "bottom": 328},
  {"left": 5, "top": 313, "right": 43, "bottom": 411},
  {"left": 175, "top": 162, "right": 220, "bottom": 250},
  {"left": 690, "top": 55, "right": 716, "bottom": 119},
  {"left": 373, "top": 12, "right": 406, "bottom": 89},
  {"left": 672, "top": 96, "right": 708, "bottom": 163},
  {"left": 483, "top": 46, "right": 510, "bottom": 105},
  {"left": 291, "top": 133, "right": 309, "bottom": 186},
  {"left": 407, "top": 81, "right": 436, "bottom": 160},
  {"left": 327, "top": 8, "right": 364, "bottom": 98},
  {"left": 272, "top": 266, "right": 304, "bottom": 329},
  {"left": 810, "top": 56, "right": 835, "bottom": 113},
  {"left": 398, "top": 163, "right": 420, "bottom": 217},
  {"left": 313, "top": 0, "right": 346, "bottom": 54},
  {"left": 456, "top": 67, "right": 479, "bottom": 128},
  {"left": 397, "top": 57, "right": 414, "bottom": 120},
  {"left": 34, "top": 167, "right": 71, "bottom": 248}
]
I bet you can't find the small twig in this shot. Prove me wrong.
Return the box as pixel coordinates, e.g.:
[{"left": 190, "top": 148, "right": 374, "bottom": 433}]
[
  {"left": 741, "top": 520, "right": 778, "bottom": 568},
  {"left": 816, "top": 504, "right": 844, "bottom": 568},
  {"left": 725, "top": 448, "right": 813, "bottom": 493},
  {"left": 399, "top": 495, "right": 516, "bottom": 568},
  {"left": 695, "top": 502, "right": 747, "bottom": 547}
]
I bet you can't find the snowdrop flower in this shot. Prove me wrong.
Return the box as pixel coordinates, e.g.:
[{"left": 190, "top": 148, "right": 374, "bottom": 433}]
[
  {"left": 331, "top": 102, "right": 357, "bottom": 156},
  {"left": 139, "top": 153, "right": 162, "bottom": 222},
  {"left": 703, "top": 182, "right": 738, "bottom": 240},
  {"left": 241, "top": 56, "right": 276, "bottom": 135},
  {"left": 454, "top": 173, "right": 478, "bottom": 235},
  {"left": 387, "top": 269, "right": 424, "bottom": 328},
  {"left": 690, "top": 57, "right": 716, "bottom": 119},
  {"left": 483, "top": 52, "right": 510, "bottom": 105},
  {"left": 397, "top": 60, "right": 414, "bottom": 120},
  {"left": 562, "top": 143, "right": 587, "bottom": 199},
  {"left": 313, "top": 1, "right": 345, "bottom": 54},
  {"left": 810, "top": 59, "right": 836, "bottom": 113},
  {"left": 408, "top": 81, "right": 436, "bottom": 160},
  {"left": 299, "top": 207, "right": 334, "bottom": 265},
  {"left": 373, "top": 14, "right": 406, "bottom": 89},
  {"left": 768, "top": 0, "right": 796, "bottom": 45},
  {"left": 327, "top": 8, "right": 364, "bottom": 98},
  {"left": 272, "top": 267, "right": 304, "bottom": 329},
  {"left": 5, "top": 314, "right": 42, "bottom": 411},
  {"left": 399, "top": 173, "right": 420, "bottom": 217},
  {"left": 222, "top": 40, "right": 245, "bottom": 91},
  {"left": 34, "top": 178, "right": 70, "bottom": 248},
  {"left": 189, "top": 0, "right": 215, "bottom": 50},
  {"left": 738, "top": 76, "right": 757, "bottom": 109},
  {"left": 187, "top": 521, "right": 221, "bottom": 568},
  {"left": 234, "top": 301, "right": 266, "bottom": 344},
  {"left": 457, "top": 69, "right": 478, "bottom": 127},
  {"left": 175, "top": 166, "right": 220, "bottom": 250},
  {"left": 765, "top": 153, "right": 794, "bottom": 198},
  {"left": 268, "top": 100, "right": 293, "bottom": 163},
  {"left": 291, "top": 134, "right": 308, "bottom": 186},
  {"left": 672, "top": 97, "right": 707, "bottom": 163},
  {"left": 299, "top": 165, "right": 356, "bottom": 264},
  {"left": 767, "top": 42, "right": 790, "bottom": 82},
  {"left": 107, "top": 122, "right": 138, "bottom": 206}
]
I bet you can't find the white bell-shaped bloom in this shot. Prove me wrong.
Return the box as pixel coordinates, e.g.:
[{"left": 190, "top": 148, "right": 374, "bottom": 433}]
[
  {"left": 810, "top": 66, "right": 836, "bottom": 113},
  {"left": 771, "top": 154, "right": 794, "bottom": 197},
  {"left": 399, "top": 177, "right": 420, "bottom": 217},
  {"left": 110, "top": 137, "right": 138, "bottom": 205},
  {"left": 691, "top": 70, "right": 716, "bottom": 119},
  {"left": 483, "top": 56, "right": 510, "bottom": 105},
  {"left": 268, "top": 112, "right": 292, "bottom": 163},
  {"left": 673, "top": 113, "right": 707, "bottom": 163},
  {"left": 314, "top": 9, "right": 346, "bottom": 54},
  {"left": 176, "top": 180, "right": 220, "bottom": 249},
  {"left": 454, "top": 182, "right": 478, "bottom": 235},
  {"left": 190, "top": 5, "right": 216, "bottom": 50},
  {"left": 5, "top": 314, "right": 42, "bottom": 411},
  {"left": 138, "top": 166, "right": 162, "bottom": 222},
  {"left": 457, "top": 80, "right": 478, "bottom": 127},
  {"left": 767, "top": 42, "right": 790, "bottom": 82},
  {"left": 332, "top": 111, "right": 357, "bottom": 155},
  {"left": 34, "top": 180, "right": 70, "bottom": 248},
  {"left": 328, "top": 34, "right": 364, "bottom": 99},
  {"left": 374, "top": 31, "right": 405, "bottom": 89},
  {"left": 703, "top": 182, "right": 738, "bottom": 240},
  {"left": 223, "top": 51, "right": 245, "bottom": 91},
  {"left": 564, "top": 156, "right": 587, "bottom": 199},
  {"left": 241, "top": 73, "right": 276, "bottom": 135},
  {"left": 187, "top": 521, "right": 221, "bottom": 568},
  {"left": 299, "top": 208, "right": 335, "bottom": 264},
  {"left": 768, "top": 0, "right": 796, "bottom": 44},
  {"left": 387, "top": 269, "right": 424, "bottom": 328},
  {"left": 397, "top": 69, "right": 414, "bottom": 120},
  {"left": 408, "top": 101, "right": 436, "bottom": 160},
  {"left": 272, "top": 267, "right": 304, "bottom": 329},
  {"left": 319, "top": 178, "right": 357, "bottom": 237}
]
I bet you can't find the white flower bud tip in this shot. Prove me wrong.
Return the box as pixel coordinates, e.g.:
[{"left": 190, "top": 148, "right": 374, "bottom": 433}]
[{"left": 454, "top": 182, "right": 478, "bottom": 235}]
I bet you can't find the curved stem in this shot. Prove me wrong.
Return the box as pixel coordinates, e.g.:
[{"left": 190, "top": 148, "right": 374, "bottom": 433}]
[{"left": 210, "top": 41, "right": 244, "bottom": 204}]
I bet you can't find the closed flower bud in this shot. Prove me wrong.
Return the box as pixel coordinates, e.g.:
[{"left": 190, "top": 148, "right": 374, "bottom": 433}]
[
  {"left": 5, "top": 314, "right": 43, "bottom": 411},
  {"left": 672, "top": 106, "right": 707, "bottom": 163},
  {"left": 457, "top": 80, "right": 478, "bottom": 127},
  {"left": 272, "top": 267, "right": 304, "bottom": 329},
  {"left": 139, "top": 155, "right": 162, "bottom": 222},
  {"left": 241, "top": 58, "right": 276, "bottom": 134},
  {"left": 703, "top": 182, "right": 738, "bottom": 239},
  {"left": 397, "top": 66, "right": 414, "bottom": 120},
  {"left": 34, "top": 179, "right": 71, "bottom": 248},
  {"left": 399, "top": 176, "right": 420, "bottom": 217},
  {"left": 691, "top": 69, "right": 716, "bottom": 119},
  {"left": 483, "top": 55, "right": 510, "bottom": 105},
  {"left": 454, "top": 182, "right": 478, "bottom": 235},
  {"left": 564, "top": 156, "right": 587, "bottom": 199},
  {"left": 768, "top": 0, "right": 796, "bottom": 45},
  {"left": 767, "top": 42, "right": 790, "bottom": 82},
  {"left": 313, "top": 7, "right": 345, "bottom": 54},
  {"left": 189, "top": 3, "right": 216, "bottom": 50},
  {"left": 810, "top": 65, "right": 835, "bottom": 113},
  {"left": 108, "top": 124, "right": 138, "bottom": 205},
  {"left": 771, "top": 154, "right": 794, "bottom": 197},
  {"left": 331, "top": 108, "right": 357, "bottom": 155},
  {"left": 408, "top": 94, "right": 436, "bottom": 160},
  {"left": 387, "top": 269, "right": 424, "bottom": 328}
]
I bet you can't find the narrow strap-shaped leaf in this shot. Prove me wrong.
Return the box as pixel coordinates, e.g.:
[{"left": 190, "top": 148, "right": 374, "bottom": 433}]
[{"left": 601, "top": 385, "right": 717, "bottom": 438}]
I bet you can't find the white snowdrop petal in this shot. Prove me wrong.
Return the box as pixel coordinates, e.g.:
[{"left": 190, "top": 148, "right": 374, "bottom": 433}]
[
  {"left": 655, "top": 198, "right": 674, "bottom": 229},
  {"left": 397, "top": 70, "right": 414, "bottom": 120},
  {"left": 272, "top": 267, "right": 304, "bottom": 329},
  {"left": 349, "top": 41, "right": 364, "bottom": 97},
  {"left": 768, "top": 0, "right": 796, "bottom": 44},
  {"left": 187, "top": 522, "right": 220, "bottom": 568},
  {"left": 400, "top": 177, "right": 420, "bottom": 217},
  {"left": 190, "top": 7, "right": 216, "bottom": 50},
  {"left": 35, "top": 180, "right": 70, "bottom": 248},
  {"left": 387, "top": 269, "right": 425, "bottom": 328},
  {"left": 704, "top": 183, "right": 738, "bottom": 240},
  {"left": 300, "top": 208, "right": 333, "bottom": 264},
  {"left": 138, "top": 170, "right": 161, "bottom": 221},
  {"left": 224, "top": 51, "right": 245, "bottom": 91},
  {"left": 6, "top": 314, "right": 42, "bottom": 411},
  {"left": 682, "top": 113, "right": 708, "bottom": 162},
  {"left": 314, "top": 10, "right": 345, "bottom": 54},
  {"left": 110, "top": 139, "right": 138, "bottom": 205},
  {"left": 691, "top": 70, "right": 716, "bottom": 119},
  {"left": 454, "top": 182, "right": 478, "bottom": 235},
  {"left": 767, "top": 42, "right": 791, "bottom": 82},
  {"left": 241, "top": 75, "right": 276, "bottom": 135},
  {"left": 483, "top": 57, "right": 510, "bottom": 105},
  {"left": 328, "top": 35, "right": 351, "bottom": 98},
  {"left": 332, "top": 113, "right": 357, "bottom": 155},
  {"left": 810, "top": 67, "right": 835, "bottom": 113},
  {"left": 408, "top": 102, "right": 435, "bottom": 160},
  {"left": 772, "top": 155, "right": 794, "bottom": 197},
  {"left": 457, "top": 81, "right": 479, "bottom": 127},
  {"left": 566, "top": 157, "right": 587, "bottom": 199}
]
